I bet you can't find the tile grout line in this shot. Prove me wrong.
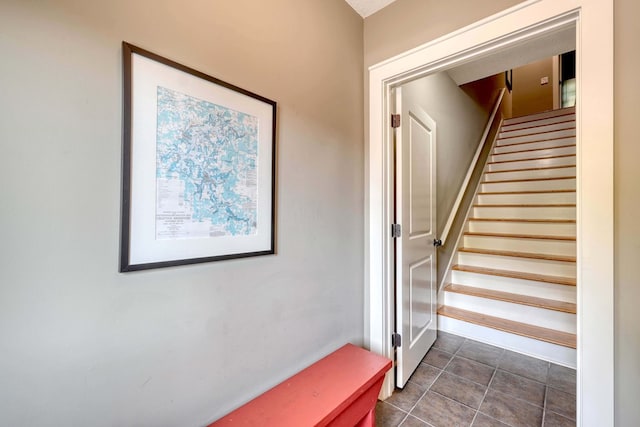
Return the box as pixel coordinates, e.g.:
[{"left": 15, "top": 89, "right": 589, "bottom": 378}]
[
  {"left": 479, "top": 387, "right": 548, "bottom": 427},
  {"left": 541, "top": 361, "right": 551, "bottom": 426},
  {"left": 542, "top": 380, "right": 549, "bottom": 426},
  {"left": 482, "top": 412, "right": 519, "bottom": 427},
  {"left": 404, "top": 336, "right": 469, "bottom": 426},
  {"left": 423, "top": 388, "right": 488, "bottom": 426},
  {"left": 381, "top": 400, "right": 434, "bottom": 427},
  {"left": 383, "top": 334, "right": 461, "bottom": 426},
  {"left": 482, "top": 359, "right": 552, "bottom": 411},
  {"left": 382, "top": 400, "right": 409, "bottom": 414},
  {"left": 469, "top": 347, "right": 504, "bottom": 427},
  {"left": 401, "top": 364, "right": 444, "bottom": 422},
  {"left": 544, "top": 410, "right": 577, "bottom": 423},
  {"left": 490, "top": 372, "right": 548, "bottom": 410},
  {"left": 453, "top": 353, "right": 503, "bottom": 371},
  {"left": 429, "top": 338, "right": 497, "bottom": 427},
  {"left": 396, "top": 412, "right": 410, "bottom": 426},
  {"left": 400, "top": 334, "right": 574, "bottom": 427},
  {"left": 494, "top": 367, "right": 553, "bottom": 388},
  {"left": 423, "top": 354, "right": 505, "bottom": 390},
  {"left": 431, "top": 366, "right": 495, "bottom": 389},
  {"left": 428, "top": 338, "right": 516, "bottom": 426}
]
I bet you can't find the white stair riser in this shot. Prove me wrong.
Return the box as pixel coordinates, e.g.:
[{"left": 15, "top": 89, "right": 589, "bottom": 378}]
[
  {"left": 491, "top": 145, "right": 576, "bottom": 162},
  {"left": 457, "top": 252, "right": 576, "bottom": 277},
  {"left": 488, "top": 155, "right": 575, "bottom": 172},
  {"left": 476, "top": 192, "right": 576, "bottom": 204},
  {"left": 441, "top": 109, "right": 580, "bottom": 369},
  {"left": 499, "top": 122, "right": 575, "bottom": 138},
  {"left": 438, "top": 316, "right": 576, "bottom": 368},
  {"left": 481, "top": 178, "right": 576, "bottom": 192},
  {"left": 467, "top": 220, "right": 576, "bottom": 236},
  {"left": 497, "top": 128, "right": 576, "bottom": 145},
  {"left": 473, "top": 206, "right": 576, "bottom": 220},
  {"left": 483, "top": 167, "right": 576, "bottom": 182},
  {"left": 504, "top": 108, "right": 575, "bottom": 126},
  {"left": 463, "top": 235, "right": 576, "bottom": 256},
  {"left": 494, "top": 137, "right": 575, "bottom": 154},
  {"left": 443, "top": 292, "right": 576, "bottom": 333},
  {"left": 451, "top": 269, "right": 576, "bottom": 302}
]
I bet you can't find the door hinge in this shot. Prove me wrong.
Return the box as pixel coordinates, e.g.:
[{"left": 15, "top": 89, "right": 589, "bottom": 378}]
[
  {"left": 391, "top": 114, "right": 401, "bottom": 128},
  {"left": 391, "top": 223, "right": 402, "bottom": 238},
  {"left": 392, "top": 333, "right": 402, "bottom": 348}
]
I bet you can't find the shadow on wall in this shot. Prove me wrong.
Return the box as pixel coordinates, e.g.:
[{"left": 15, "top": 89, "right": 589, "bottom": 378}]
[{"left": 460, "top": 72, "right": 513, "bottom": 119}]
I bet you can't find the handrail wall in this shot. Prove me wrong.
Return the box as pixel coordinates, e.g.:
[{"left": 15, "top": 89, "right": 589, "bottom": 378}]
[{"left": 436, "top": 89, "right": 506, "bottom": 289}]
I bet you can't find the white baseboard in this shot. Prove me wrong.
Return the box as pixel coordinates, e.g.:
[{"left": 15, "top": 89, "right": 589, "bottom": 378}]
[{"left": 438, "top": 315, "right": 576, "bottom": 368}]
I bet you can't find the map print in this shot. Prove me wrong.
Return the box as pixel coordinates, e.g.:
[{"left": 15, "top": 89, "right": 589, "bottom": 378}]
[{"left": 155, "top": 86, "right": 258, "bottom": 240}]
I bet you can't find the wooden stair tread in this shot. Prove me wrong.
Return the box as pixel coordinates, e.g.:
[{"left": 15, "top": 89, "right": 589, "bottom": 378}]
[
  {"left": 452, "top": 264, "right": 576, "bottom": 286},
  {"left": 464, "top": 231, "right": 576, "bottom": 241},
  {"left": 492, "top": 143, "right": 575, "bottom": 156},
  {"left": 497, "top": 127, "right": 576, "bottom": 141},
  {"left": 478, "top": 189, "right": 575, "bottom": 195},
  {"left": 444, "top": 284, "right": 577, "bottom": 314},
  {"left": 503, "top": 108, "right": 575, "bottom": 126},
  {"left": 497, "top": 136, "right": 576, "bottom": 149},
  {"left": 473, "top": 203, "right": 576, "bottom": 208},
  {"left": 437, "top": 305, "right": 577, "bottom": 348},
  {"left": 499, "top": 119, "right": 576, "bottom": 135},
  {"left": 488, "top": 153, "right": 575, "bottom": 165},
  {"left": 440, "top": 108, "right": 578, "bottom": 353},
  {"left": 468, "top": 218, "right": 576, "bottom": 223},
  {"left": 482, "top": 176, "right": 576, "bottom": 184},
  {"left": 484, "top": 164, "right": 575, "bottom": 174},
  {"left": 458, "top": 247, "right": 576, "bottom": 263}
]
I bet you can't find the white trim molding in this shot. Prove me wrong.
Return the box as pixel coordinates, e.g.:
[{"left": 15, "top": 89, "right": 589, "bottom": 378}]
[{"left": 365, "top": 1, "right": 613, "bottom": 425}]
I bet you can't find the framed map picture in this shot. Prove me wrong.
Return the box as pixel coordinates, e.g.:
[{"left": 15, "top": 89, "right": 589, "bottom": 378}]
[{"left": 120, "top": 42, "right": 276, "bottom": 272}]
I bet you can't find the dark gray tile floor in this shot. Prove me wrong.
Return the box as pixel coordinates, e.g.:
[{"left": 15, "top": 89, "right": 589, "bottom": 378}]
[{"left": 376, "top": 332, "right": 576, "bottom": 427}]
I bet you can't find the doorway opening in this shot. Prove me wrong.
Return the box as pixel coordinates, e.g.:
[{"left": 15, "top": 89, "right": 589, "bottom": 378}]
[{"left": 365, "top": 1, "right": 614, "bottom": 424}]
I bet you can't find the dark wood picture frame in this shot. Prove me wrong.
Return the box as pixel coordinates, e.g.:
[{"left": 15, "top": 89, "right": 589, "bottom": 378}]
[{"left": 120, "top": 42, "right": 276, "bottom": 272}]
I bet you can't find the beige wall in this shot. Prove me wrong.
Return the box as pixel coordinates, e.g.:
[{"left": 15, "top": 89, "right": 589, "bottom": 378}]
[
  {"left": 365, "top": 0, "right": 640, "bottom": 425},
  {"left": 1, "top": 0, "right": 638, "bottom": 425},
  {"left": 614, "top": 0, "right": 640, "bottom": 425},
  {"left": 364, "top": 0, "right": 527, "bottom": 68},
  {"left": 460, "top": 72, "right": 513, "bottom": 119},
  {"left": 401, "top": 73, "right": 489, "bottom": 284},
  {"left": 403, "top": 73, "right": 488, "bottom": 240},
  {"left": 511, "top": 57, "right": 555, "bottom": 116},
  {"left": 362, "top": 0, "right": 525, "bottom": 303},
  {"left": 0, "top": 0, "right": 363, "bottom": 425}
]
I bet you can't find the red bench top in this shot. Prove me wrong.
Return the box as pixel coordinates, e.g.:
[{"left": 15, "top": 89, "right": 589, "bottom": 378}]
[{"left": 208, "top": 344, "right": 392, "bottom": 427}]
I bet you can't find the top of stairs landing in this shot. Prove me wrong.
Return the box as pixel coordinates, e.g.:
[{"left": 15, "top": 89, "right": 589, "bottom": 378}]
[{"left": 503, "top": 107, "right": 575, "bottom": 126}]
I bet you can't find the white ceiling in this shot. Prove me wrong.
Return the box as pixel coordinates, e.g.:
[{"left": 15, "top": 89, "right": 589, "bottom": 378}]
[
  {"left": 344, "top": 0, "right": 398, "bottom": 17},
  {"left": 446, "top": 24, "right": 576, "bottom": 85}
]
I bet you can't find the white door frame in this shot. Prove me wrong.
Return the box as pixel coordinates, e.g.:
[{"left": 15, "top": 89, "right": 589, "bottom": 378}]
[{"left": 364, "top": 1, "right": 613, "bottom": 425}]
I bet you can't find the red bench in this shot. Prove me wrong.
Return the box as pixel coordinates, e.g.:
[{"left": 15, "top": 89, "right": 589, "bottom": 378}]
[{"left": 208, "top": 344, "right": 392, "bottom": 427}]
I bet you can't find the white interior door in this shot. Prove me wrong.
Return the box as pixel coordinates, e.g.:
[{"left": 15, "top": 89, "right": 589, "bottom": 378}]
[{"left": 394, "top": 86, "right": 438, "bottom": 388}]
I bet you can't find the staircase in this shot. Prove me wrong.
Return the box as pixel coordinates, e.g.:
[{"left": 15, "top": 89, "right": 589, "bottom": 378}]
[{"left": 438, "top": 107, "right": 577, "bottom": 367}]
